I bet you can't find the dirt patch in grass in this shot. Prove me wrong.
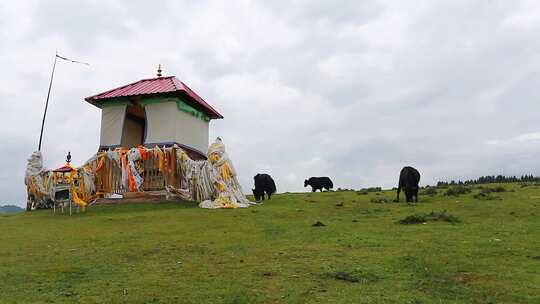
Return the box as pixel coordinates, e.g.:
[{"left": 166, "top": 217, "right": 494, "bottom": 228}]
[
  {"left": 331, "top": 272, "right": 358, "bottom": 282},
  {"left": 398, "top": 210, "right": 461, "bottom": 225},
  {"left": 370, "top": 197, "right": 390, "bottom": 203},
  {"left": 324, "top": 269, "right": 382, "bottom": 284},
  {"left": 454, "top": 272, "right": 494, "bottom": 285},
  {"left": 473, "top": 192, "right": 502, "bottom": 201},
  {"left": 312, "top": 221, "right": 326, "bottom": 227}
]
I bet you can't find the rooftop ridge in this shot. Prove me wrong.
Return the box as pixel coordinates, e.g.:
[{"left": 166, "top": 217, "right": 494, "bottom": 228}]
[{"left": 84, "top": 76, "right": 223, "bottom": 119}]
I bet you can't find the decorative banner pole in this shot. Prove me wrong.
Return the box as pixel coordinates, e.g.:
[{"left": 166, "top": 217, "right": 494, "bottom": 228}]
[
  {"left": 37, "top": 53, "right": 58, "bottom": 151},
  {"left": 37, "top": 52, "right": 89, "bottom": 151}
]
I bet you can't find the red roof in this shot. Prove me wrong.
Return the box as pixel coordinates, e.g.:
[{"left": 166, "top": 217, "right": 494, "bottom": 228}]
[
  {"left": 85, "top": 76, "right": 223, "bottom": 119},
  {"left": 53, "top": 163, "right": 76, "bottom": 173}
]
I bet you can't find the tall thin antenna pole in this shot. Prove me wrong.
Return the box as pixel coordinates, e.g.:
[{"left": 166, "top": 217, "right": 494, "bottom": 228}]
[{"left": 38, "top": 53, "right": 58, "bottom": 151}]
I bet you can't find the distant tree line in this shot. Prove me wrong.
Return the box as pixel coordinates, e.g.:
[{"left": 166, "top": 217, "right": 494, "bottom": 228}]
[{"left": 437, "top": 175, "right": 540, "bottom": 187}]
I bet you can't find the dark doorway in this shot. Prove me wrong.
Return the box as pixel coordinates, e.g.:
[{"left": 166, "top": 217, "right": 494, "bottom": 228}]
[{"left": 121, "top": 105, "right": 146, "bottom": 148}]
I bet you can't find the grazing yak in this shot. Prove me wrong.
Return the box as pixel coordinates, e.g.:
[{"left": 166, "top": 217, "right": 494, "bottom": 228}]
[
  {"left": 396, "top": 166, "right": 421, "bottom": 203},
  {"left": 304, "top": 177, "right": 333, "bottom": 192},
  {"left": 252, "top": 173, "right": 276, "bottom": 201}
]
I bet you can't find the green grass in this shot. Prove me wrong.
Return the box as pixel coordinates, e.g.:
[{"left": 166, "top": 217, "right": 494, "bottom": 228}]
[{"left": 0, "top": 183, "right": 539, "bottom": 303}]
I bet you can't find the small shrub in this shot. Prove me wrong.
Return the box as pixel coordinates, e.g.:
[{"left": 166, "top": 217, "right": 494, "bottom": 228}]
[
  {"left": 492, "top": 186, "right": 506, "bottom": 193},
  {"left": 398, "top": 210, "right": 460, "bottom": 224},
  {"left": 370, "top": 197, "right": 390, "bottom": 203},
  {"left": 473, "top": 192, "right": 501, "bottom": 201},
  {"left": 422, "top": 187, "right": 437, "bottom": 196},
  {"left": 312, "top": 221, "right": 326, "bottom": 227},
  {"left": 479, "top": 188, "right": 493, "bottom": 194},
  {"left": 445, "top": 185, "right": 472, "bottom": 196},
  {"left": 398, "top": 214, "right": 427, "bottom": 224},
  {"left": 356, "top": 191, "right": 369, "bottom": 195},
  {"left": 360, "top": 187, "right": 382, "bottom": 192},
  {"left": 474, "top": 186, "right": 505, "bottom": 200}
]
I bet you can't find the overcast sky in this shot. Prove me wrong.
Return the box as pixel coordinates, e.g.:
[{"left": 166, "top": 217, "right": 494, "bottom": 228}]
[{"left": 1, "top": 0, "right": 540, "bottom": 206}]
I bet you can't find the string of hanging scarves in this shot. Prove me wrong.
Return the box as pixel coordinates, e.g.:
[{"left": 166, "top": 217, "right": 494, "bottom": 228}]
[{"left": 25, "top": 138, "right": 255, "bottom": 210}]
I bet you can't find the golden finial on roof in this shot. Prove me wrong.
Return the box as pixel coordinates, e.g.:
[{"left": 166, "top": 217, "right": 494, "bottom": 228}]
[{"left": 157, "top": 64, "right": 162, "bottom": 77}]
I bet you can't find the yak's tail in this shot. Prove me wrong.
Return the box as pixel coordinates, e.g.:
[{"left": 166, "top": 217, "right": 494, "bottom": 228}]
[{"left": 270, "top": 179, "right": 277, "bottom": 194}]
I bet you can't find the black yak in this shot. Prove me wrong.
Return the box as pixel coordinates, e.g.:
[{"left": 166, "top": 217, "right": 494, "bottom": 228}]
[
  {"left": 304, "top": 177, "right": 333, "bottom": 192},
  {"left": 252, "top": 173, "right": 276, "bottom": 201},
  {"left": 396, "top": 166, "right": 421, "bottom": 203}
]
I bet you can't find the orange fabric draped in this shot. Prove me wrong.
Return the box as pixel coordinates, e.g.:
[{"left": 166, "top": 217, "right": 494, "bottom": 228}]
[
  {"left": 95, "top": 155, "right": 110, "bottom": 194},
  {"left": 153, "top": 148, "right": 165, "bottom": 172},
  {"left": 138, "top": 146, "right": 148, "bottom": 161}
]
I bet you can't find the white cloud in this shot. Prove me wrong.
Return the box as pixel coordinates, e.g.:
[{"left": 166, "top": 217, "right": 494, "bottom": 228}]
[
  {"left": 517, "top": 132, "right": 540, "bottom": 142},
  {"left": 488, "top": 132, "right": 540, "bottom": 146},
  {"left": 2, "top": 0, "right": 540, "bottom": 206}
]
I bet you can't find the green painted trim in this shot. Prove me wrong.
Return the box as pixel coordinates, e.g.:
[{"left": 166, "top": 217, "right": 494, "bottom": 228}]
[
  {"left": 176, "top": 100, "right": 211, "bottom": 122},
  {"left": 98, "top": 98, "right": 130, "bottom": 108},
  {"left": 139, "top": 96, "right": 210, "bottom": 122},
  {"left": 125, "top": 96, "right": 210, "bottom": 122},
  {"left": 139, "top": 96, "right": 179, "bottom": 105}
]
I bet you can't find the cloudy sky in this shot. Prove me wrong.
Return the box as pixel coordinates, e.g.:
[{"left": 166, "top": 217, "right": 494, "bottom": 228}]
[{"left": 1, "top": 0, "right": 540, "bottom": 206}]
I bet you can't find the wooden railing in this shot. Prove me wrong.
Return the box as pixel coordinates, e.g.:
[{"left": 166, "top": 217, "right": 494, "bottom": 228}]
[
  {"left": 142, "top": 154, "right": 166, "bottom": 191},
  {"left": 94, "top": 147, "right": 186, "bottom": 196}
]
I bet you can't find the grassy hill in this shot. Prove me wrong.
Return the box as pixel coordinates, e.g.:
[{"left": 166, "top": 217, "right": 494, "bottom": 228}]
[
  {"left": 0, "top": 183, "right": 539, "bottom": 303},
  {"left": 0, "top": 204, "right": 24, "bottom": 214}
]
